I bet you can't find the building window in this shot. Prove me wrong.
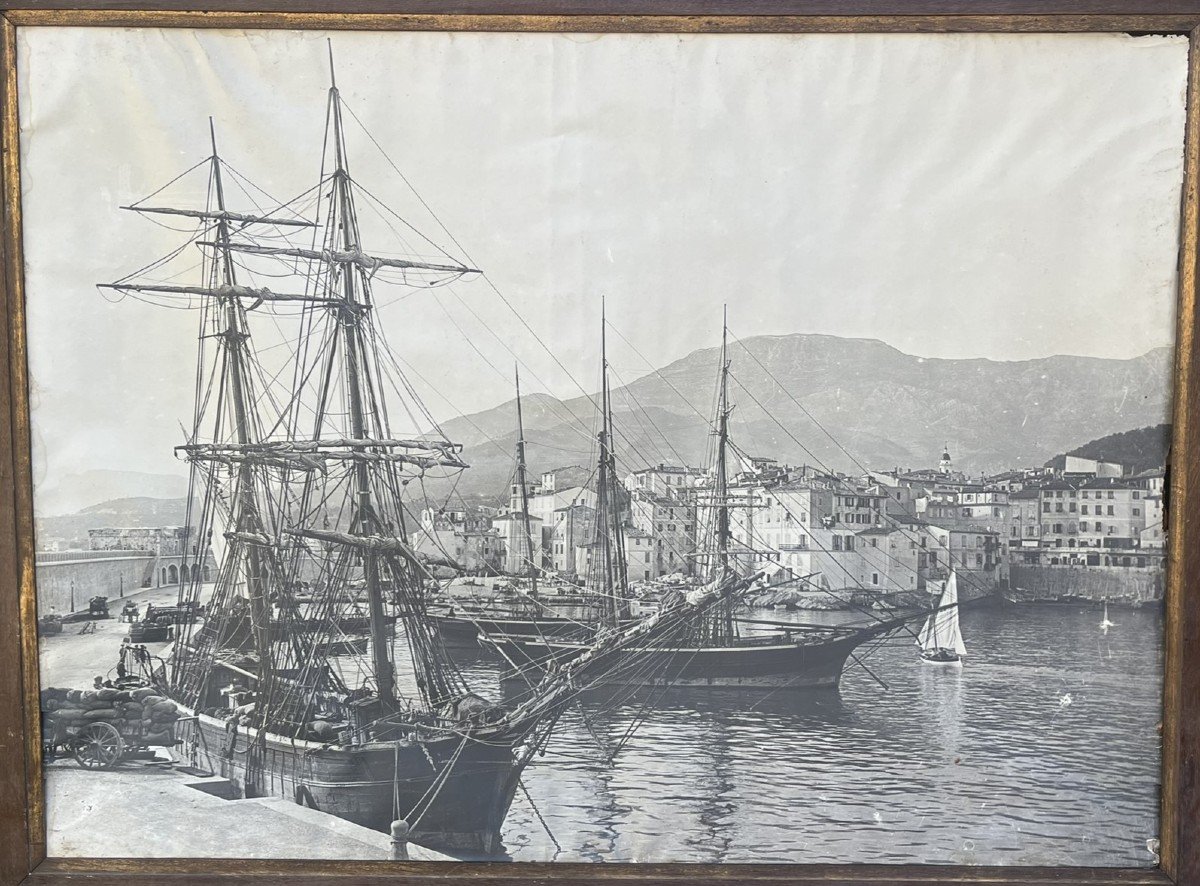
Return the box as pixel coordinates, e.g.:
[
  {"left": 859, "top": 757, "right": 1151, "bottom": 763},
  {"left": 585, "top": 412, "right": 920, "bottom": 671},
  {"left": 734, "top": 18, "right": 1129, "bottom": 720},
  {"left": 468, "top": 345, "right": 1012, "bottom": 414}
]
[
  {"left": 1082, "top": 505, "right": 1089, "bottom": 515},
  {"left": 1042, "top": 502, "right": 1051, "bottom": 513},
  {"left": 1133, "top": 491, "right": 1141, "bottom": 500},
  {"left": 1107, "top": 506, "right": 1114, "bottom": 516},
  {"left": 1108, "top": 491, "right": 1115, "bottom": 499},
  {"left": 833, "top": 536, "right": 843, "bottom": 551},
  {"left": 872, "top": 572, "right": 879, "bottom": 585},
  {"left": 1069, "top": 503, "right": 1077, "bottom": 512},
  {"left": 1133, "top": 508, "right": 1141, "bottom": 516}
]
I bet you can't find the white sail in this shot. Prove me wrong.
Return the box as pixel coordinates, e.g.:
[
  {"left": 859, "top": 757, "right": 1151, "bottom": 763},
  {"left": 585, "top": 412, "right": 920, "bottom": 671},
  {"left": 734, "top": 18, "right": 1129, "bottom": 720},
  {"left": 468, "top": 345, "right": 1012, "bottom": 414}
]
[{"left": 918, "top": 570, "right": 967, "bottom": 656}]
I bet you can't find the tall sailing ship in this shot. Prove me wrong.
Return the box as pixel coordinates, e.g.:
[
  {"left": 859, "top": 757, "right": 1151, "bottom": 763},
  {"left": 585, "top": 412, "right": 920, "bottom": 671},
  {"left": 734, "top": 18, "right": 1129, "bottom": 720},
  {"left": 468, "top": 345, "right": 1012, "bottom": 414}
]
[
  {"left": 99, "top": 54, "right": 760, "bottom": 856},
  {"left": 433, "top": 297, "right": 679, "bottom": 651},
  {"left": 486, "top": 311, "right": 917, "bottom": 690},
  {"left": 429, "top": 362, "right": 631, "bottom": 645}
]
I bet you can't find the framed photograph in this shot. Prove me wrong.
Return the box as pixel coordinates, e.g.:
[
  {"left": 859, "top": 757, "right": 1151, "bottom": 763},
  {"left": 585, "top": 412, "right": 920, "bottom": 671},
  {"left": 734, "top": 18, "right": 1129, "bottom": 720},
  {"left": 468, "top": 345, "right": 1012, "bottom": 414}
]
[{"left": 2, "top": 5, "right": 1199, "bottom": 886}]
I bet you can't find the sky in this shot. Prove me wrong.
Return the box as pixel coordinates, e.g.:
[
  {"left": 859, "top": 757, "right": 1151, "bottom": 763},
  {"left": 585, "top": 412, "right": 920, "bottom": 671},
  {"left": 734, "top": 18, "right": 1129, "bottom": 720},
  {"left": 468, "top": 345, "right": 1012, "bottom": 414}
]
[{"left": 17, "top": 28, "right": 1189, "bottom": 487}]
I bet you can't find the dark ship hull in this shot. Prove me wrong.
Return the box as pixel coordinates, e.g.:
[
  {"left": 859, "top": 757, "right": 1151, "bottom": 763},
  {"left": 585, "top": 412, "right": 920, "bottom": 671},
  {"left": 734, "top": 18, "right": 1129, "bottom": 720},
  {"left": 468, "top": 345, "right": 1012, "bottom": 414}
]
[
  {"left": 486, "top": 629, "right": 880, "bottom": 690},
  {"left": 175, "top": 709, "right": 523, "bottom": 856},
  {"left": 430, "top": 612, "right": 589, "bottom": 645}
]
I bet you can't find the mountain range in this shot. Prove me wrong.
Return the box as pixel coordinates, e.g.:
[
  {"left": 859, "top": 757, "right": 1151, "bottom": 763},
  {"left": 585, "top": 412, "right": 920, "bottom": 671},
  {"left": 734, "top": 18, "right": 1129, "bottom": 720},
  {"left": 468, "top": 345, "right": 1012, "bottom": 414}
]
[
  {"left": 433, "top": 333, "right": 1172, "bottom": 500},
  {"left": 33, "top": 334, "right": 1173, "bottom": 529}
]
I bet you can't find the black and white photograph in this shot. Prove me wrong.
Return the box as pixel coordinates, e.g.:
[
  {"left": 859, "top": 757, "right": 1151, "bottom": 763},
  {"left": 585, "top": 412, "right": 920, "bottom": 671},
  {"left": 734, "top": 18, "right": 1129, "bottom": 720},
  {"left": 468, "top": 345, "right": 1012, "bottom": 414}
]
[{"left": 19, "top": 27, "right": 1183, "bottom": 866}]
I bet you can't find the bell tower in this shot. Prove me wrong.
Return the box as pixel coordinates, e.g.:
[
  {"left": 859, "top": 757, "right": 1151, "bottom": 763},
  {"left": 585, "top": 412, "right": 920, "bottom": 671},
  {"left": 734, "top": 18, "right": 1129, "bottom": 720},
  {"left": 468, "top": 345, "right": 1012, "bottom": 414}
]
[{"left": 939, "top": 444, "right": 953, "bottom": 475}]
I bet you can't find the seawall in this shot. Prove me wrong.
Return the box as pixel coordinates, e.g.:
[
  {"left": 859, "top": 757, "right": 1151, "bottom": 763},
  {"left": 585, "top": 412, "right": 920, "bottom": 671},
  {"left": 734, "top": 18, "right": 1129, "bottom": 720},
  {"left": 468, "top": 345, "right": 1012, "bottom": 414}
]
[{"left": 1008, "top": 564, "right": 1162, "bottom": 606}]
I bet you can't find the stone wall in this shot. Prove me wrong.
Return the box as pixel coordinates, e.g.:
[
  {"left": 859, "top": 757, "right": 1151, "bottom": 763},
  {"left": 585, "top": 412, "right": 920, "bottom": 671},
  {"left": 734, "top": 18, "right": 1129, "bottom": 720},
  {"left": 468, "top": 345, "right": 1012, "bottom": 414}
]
[
  {"left": 35, "top": 553, "right": 156, "bottom": 614},
  {"left": 1009, "top": 564, "right": 1163, "bottom": 605}
]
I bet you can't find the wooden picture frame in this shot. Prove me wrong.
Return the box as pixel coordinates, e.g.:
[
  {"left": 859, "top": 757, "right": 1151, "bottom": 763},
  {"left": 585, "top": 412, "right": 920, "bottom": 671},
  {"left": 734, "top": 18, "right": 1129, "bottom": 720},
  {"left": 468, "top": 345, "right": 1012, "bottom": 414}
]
[{"left": 1, "top": 3, "right": 1197, "bottom": 885}]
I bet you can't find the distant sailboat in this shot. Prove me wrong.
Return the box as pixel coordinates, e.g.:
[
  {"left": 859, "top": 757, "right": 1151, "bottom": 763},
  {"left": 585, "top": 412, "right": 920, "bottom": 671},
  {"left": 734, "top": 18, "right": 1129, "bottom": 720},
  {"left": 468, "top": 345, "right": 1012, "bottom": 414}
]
[
  {"left": 918, "top": 570, "right": 966, "bottom": 665},
  {"left": 1100, "top": 601, "right": 1116, "bottom": 634}
]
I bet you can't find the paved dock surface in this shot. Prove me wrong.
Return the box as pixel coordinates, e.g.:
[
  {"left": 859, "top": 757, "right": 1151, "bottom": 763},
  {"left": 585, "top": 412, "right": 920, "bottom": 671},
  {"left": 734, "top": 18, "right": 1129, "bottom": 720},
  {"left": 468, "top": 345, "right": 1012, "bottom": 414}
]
[{"left": 45, "top": 757, "right": 450, "bottom": 860}]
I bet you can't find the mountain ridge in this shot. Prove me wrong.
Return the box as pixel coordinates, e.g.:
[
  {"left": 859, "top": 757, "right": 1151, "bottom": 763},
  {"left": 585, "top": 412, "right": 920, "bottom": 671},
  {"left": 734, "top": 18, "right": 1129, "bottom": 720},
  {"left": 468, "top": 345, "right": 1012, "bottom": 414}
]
[{"left": 437, "top": 334, "right": 1172, "bottom": 500}]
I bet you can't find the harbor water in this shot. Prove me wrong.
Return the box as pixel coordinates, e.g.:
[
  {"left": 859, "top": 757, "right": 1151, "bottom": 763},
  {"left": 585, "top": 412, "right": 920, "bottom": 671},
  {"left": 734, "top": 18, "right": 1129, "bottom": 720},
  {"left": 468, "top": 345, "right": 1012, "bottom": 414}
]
[{"left": 399, "top": 602, "right": 1162, "bottom": 866}]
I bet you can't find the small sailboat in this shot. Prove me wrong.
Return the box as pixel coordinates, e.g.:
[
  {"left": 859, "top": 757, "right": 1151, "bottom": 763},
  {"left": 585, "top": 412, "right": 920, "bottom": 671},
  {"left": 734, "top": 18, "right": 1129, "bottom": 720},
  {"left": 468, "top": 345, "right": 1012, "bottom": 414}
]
[
  {"left": 1100, "top": 600, "right": 1116, "bottom": 634},
  {"left": 918, "top": 570, "right": 966, "bottom": 665}
]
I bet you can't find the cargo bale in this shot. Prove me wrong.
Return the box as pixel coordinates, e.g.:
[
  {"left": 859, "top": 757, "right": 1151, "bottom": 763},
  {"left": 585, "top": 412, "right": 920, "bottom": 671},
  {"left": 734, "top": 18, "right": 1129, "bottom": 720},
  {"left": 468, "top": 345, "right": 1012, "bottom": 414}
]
[{"left": 81, "top": 708, "right": 119, "bottom": 720}]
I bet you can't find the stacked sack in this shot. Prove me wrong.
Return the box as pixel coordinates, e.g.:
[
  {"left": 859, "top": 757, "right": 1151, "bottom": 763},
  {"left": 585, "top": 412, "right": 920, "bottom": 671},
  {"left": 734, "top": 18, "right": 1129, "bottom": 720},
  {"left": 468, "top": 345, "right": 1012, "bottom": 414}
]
[{"left": 41, "top": 686, "right": 182, "bottom": 746}]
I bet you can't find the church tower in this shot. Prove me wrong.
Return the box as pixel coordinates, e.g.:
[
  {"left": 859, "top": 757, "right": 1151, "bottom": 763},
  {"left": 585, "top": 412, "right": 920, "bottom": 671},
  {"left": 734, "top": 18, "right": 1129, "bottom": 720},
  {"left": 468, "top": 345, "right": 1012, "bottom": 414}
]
[{"left": 939, "top": 444, "right": 953, "bottom": 475}]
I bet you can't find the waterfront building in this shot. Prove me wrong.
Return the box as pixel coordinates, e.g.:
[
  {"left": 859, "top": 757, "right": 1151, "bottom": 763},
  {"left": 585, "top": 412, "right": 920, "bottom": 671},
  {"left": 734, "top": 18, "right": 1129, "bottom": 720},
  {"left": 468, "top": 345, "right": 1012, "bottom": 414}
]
[
  {"left": 491, "top": 512, "right": 544, "bottom": 575},
  {"left": 623, "top": 463, "right": 704, "bottom": 500},
  {"left": 1007, "top": 488, "right": 1043, "bottom": 558},
  {"left": 549, "top": 503, "right": 596, "bottom": 574},
  {"left": 1075, "top": 478, "right": 1146, "bottom": 553},
  {"left": 919, "top": 520, "right": 1006, "bottom": 590},
  {"left": 629, "top": 493, "right": 695, "bottom": 577},
  {"left": 717, "top": 478, "right": 916, "bottom": 593},
  {"left": 1141, "top": 493, "right": 1165, "bottom": 549},
  {"left": 1132, "top": 467, "right": 1166, "bottom": 495},
  {"left": 415, "top": 508, "right": 505, "bottom": 574},
  {"left": 1045, "top": 454, "right": 1126, "bottom": 478}
]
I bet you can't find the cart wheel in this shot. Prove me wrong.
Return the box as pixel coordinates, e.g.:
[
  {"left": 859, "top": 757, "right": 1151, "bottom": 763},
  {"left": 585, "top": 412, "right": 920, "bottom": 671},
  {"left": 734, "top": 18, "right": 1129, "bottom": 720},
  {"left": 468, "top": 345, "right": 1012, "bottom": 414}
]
[{"left": 72, "top": 722, "right": 123, "bottom": 770}]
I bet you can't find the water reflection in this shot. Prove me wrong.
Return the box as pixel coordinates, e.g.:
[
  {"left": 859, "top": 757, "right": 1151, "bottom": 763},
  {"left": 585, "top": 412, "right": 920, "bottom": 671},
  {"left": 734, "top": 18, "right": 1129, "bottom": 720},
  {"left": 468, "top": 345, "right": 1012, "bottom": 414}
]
[{"left": 392, "top": 603, "right": 1162, "bottom": 866}]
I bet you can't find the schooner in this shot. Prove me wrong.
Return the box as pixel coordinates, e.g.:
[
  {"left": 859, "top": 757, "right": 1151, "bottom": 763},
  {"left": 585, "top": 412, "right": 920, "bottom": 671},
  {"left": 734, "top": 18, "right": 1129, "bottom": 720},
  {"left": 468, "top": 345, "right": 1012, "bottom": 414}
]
[{"left": 486, "top": 310, "right": 919, "bottom": 690}]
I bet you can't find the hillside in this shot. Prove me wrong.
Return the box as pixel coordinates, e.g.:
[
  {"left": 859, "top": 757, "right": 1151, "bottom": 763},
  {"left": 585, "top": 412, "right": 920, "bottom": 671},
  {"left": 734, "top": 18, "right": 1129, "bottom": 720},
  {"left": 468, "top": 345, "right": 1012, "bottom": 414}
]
[
  {"left": 1050, "top": 424, "right": 1171, "bottom": 474},
  {"left": 434, "top": 334, "right": 1173, "bottom": 500},
  {"left": 33, "top": 335, "right": 1174, "bottom": 520},
  {"left": 35, "top": 469, "right": 188, "bottom": 517},
  {"left": 35, "top": 496, "right": 190, "bottom": 550}
]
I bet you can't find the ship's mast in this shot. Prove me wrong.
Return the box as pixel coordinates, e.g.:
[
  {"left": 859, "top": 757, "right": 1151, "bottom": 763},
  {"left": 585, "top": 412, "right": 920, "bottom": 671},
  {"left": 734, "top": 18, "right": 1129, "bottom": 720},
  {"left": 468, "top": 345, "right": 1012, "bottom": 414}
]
[
  {"left": 324, "top": 54, "right": 396, "bottom": 706},
  {"left": 514, "top": 365, "right": 539, "bottom": 598},
  {"left": 712, "top": 305, "right": 735, "bottom": 641},
  {"left": 209, "top": 120, "right": 275, "bottom": 694},
  {"left": 592, "top": 299, "right": 627, "bottom": 626}
]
